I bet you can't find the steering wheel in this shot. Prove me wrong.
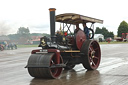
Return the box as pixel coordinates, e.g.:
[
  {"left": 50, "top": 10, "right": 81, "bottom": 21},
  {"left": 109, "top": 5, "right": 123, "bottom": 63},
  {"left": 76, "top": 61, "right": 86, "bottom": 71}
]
[{"left": 89, "top": 28, "right": 94, "bottom": 39}]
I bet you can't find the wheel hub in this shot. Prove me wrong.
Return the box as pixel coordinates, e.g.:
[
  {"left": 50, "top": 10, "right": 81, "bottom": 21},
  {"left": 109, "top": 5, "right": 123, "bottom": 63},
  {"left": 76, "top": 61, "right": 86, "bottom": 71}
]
[{"left": 91, "top": 51, "right": 95, "bottom": 58}]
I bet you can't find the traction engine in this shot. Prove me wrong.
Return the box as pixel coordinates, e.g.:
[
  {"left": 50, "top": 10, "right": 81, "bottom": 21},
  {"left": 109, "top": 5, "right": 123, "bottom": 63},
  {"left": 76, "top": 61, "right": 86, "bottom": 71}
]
[{"left": 25, "top": 8, "right": 103, "bottom": 78}]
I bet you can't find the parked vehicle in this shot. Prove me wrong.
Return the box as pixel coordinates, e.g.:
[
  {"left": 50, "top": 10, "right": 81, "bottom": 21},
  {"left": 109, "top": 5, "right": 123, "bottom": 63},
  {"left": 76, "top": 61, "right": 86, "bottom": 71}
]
[
  {"left": 0, "top": 44, "right": 4, "bottom": 51},
  {"left": 106, "top": 37, "right": 112, "bottom": 42},
  {"left": 7, "top": 43, "right": 17, "bottom": 50}
]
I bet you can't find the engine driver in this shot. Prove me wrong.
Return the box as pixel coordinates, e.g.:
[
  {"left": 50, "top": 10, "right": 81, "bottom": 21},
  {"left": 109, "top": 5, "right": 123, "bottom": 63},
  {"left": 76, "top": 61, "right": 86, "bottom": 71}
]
[{"left": 83, "top": 23, "right": 89, "bottom": 39}]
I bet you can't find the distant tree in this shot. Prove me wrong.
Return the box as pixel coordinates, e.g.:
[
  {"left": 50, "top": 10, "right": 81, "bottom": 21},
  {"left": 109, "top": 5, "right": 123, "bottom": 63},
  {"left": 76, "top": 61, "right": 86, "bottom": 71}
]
[
  {"left": 17, "top": 27, "right": 30, "bottom": 35},
  {"left": 95, "top": 27, "right": 102, "bottom": 34},
  {"left": 117, "top": 21, "right": 128, "bottom": 37},
  {"left": 17, "top": 27, "right": 30, "bottom": 39},
  {"left": 101, "top": 27, "right": 109, "bottom": 39},
  {"left": 108, "top": 32, "right": 114, "bottom": 39}
]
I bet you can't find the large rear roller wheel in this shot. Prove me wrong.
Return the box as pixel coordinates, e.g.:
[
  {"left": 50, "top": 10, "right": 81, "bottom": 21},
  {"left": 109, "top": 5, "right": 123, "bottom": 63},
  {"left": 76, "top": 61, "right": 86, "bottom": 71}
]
[
  {"left": 27, "top": 53, "right": 63, "bottom": 78},
  {"left": 81, "top": 40, "right": 101, "bottom": 70}
]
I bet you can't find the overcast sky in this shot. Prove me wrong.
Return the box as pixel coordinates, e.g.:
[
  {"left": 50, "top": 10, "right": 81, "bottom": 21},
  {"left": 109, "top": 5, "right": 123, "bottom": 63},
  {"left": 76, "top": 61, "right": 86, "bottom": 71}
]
[{"left": 0, "top": 0, "right": 128, "bottom": 35}]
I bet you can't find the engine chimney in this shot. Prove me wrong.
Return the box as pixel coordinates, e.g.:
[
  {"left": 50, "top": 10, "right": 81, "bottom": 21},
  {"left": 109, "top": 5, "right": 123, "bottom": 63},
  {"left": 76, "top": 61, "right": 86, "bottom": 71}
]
[{"left": 49, "top": 8, "right": 56, "bottom": 37}]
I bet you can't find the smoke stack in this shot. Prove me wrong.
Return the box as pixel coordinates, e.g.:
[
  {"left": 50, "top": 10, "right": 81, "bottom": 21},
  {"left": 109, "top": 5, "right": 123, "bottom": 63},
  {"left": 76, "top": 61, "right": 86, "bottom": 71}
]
[{"left": 49, "top": 8, "right": 56, "bottom": 37}]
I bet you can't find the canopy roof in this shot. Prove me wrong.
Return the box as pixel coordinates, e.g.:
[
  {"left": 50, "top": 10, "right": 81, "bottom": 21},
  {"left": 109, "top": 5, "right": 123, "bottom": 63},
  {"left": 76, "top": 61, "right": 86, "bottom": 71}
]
[{"left": 56, "top": 13, "right": 103, "bottom": 24}]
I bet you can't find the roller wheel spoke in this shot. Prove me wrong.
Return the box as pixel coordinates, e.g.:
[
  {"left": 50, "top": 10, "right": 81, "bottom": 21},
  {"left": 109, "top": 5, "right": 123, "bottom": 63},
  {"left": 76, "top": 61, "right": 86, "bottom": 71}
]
[
  {"left": 94, "top": 48, "right": 99, "bottom": 51},
  {"left": 89, "top": 46, "right": 93, "bottom": 52},
  {"left": 90, "top": 59, "right": 96, "bottom": 66},
  {"left": 89, "top": 57, "right": 95, "bottom": 66},
  {"left": 93, "top": 56, "right": 99, "bottom": 60},
  {"left": 89, "top": 48, "right": 93, "bottom": 52}
]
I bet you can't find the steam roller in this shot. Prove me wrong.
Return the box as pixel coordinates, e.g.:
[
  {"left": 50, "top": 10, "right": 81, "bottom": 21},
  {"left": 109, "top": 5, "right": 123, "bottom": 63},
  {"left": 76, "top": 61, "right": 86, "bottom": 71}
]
[{"left": 25, "top": 8, "right": 103, "bottom": 79}]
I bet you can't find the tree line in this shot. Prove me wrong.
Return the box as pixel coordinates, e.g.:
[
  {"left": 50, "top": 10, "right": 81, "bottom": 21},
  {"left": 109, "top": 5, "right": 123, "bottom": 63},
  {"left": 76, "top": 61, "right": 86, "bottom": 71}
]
[
  {"left": 95, "top": 20, "right": 128, "bottom": 39},
  {"left": 95, "top": 27, "right": 114, "bottom": 39},
  {"left": 8, "top": 27, "right": 50, "bottom": 40}
]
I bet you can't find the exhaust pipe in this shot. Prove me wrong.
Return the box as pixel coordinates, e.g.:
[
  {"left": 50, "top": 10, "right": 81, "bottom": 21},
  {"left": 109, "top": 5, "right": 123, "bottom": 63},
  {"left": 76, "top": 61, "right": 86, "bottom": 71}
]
[{"left": 49, "top": 8, "right": 56, "bottom": 37}]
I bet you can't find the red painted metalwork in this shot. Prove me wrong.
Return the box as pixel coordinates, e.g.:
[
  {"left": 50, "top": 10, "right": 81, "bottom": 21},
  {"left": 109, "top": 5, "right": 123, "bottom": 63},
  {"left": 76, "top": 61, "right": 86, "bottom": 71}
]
[
  {"left": 50, "top": 55, "right": 63, "bottom": 78},
  {"left": 76, "top": 30, "right": 86, "bottom": 50},
  {"left": 88, "top": 41, "right": 101, "bottom": 69}
]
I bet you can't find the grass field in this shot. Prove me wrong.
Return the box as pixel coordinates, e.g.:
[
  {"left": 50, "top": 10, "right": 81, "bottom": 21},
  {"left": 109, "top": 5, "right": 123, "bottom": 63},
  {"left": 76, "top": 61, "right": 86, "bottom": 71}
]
[
  {"left": 17, "top": 44, "right": 38, "bottom": 48},
  {"left": 99, "top": 41, "right": 128, "bottom": 44}
]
